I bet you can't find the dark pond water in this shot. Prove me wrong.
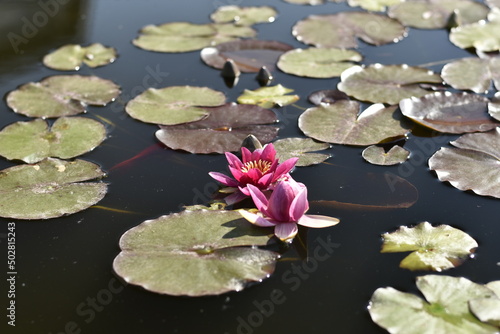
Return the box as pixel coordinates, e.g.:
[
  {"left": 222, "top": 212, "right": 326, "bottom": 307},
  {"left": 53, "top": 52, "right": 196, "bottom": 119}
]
[{"left": 1, "top": 1, "right": 499, "bottom": 333}]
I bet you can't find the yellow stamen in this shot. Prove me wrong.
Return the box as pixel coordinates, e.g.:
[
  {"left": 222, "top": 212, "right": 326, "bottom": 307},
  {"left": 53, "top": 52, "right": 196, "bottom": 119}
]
[{"left": 241, "top": 159, "right": 272, "bottom": 173}]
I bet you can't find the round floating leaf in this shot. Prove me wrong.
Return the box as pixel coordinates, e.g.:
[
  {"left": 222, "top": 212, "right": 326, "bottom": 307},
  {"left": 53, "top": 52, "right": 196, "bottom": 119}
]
[
  {"left": 450, "top": 18, "right": 500, "bottom": 52},
  {"left": 347, "top": 0, "right": 402, "bottom": 12},
  {"left": 292, "top": 12, "right": 407, "bottom": 48},
  {"left": 125, "top": 86, "right": 226, "bottom": 125},
  {"left": 237, "top": 84, "right": 299, "bottom": 108},
  {"left": 381, "top": 221, "right": 478, "bottom": 271},
  {"left": 6, "top": 75, "right": 120, "bottom": 118},
  {"left": 210, "top": 5, "right": 277, "bottom": 26},
  {"left": 273, "top": 137, "right": 331, "bottom": 166},
  {"left": 362, "top": 145, "right": 409, "bottom": 165},
  {"left": 0, "top": 117, "right": 106, "bottom": 163},
  {"left": 0, "top": 158, "right": 107, "bottom": 220},
  {"left": 338, "top": 64, "right": 442, "bottom": 105},
  {"left": 133, "top": 22, "right": 256, "bottom": 53},
  {"left": 388, "top": 0, "right": 489, "bottom": 29},
  {"left": 308, "top": 89, "right": 349, "bottom": 105},
  {"left": 299, "top": 101, "right": 410, "bottom": 146},
  {"left": 429, "top": 129, "right": 500, "bottom": 198},
  {"left": 399, "top": 92, "right": 499, "bottom": 134},
  {"left": 470, "top": 291, "right": 500, "bottom": 327},
  {"left": 201, "top": 40, "right": 293, "bottom": 73},
  {"left": 277, "top": 47, "right": 362, "bottom": 78},
  {"left": 441, "top": 57, "right": 500, "bottom": 93},
  {"left": 113, "top": 209, "right": 277, "bottom": 296},
  {"left": 155, "top": 103, "right": 279, "bottom": 154},
  {"left": 43, "top": 43, "right": 117, "bottom": 71},
  {"left": 369, "top": 275, "right": 499, "bottom": 334}
]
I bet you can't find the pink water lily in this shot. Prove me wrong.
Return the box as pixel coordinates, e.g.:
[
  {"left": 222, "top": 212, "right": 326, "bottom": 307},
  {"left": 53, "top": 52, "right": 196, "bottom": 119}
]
[
  {"left": 209, "top": 143, "right": 298, "bottom": 204},
  {"left": 239, "top": 178, "right": 340, "bottom": 241}
]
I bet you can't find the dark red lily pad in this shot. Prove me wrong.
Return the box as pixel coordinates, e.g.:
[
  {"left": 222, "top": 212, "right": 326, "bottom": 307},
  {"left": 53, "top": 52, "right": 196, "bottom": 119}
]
[
  {"left": 155, "top": 103, "right": 279, "bottom": 154},
  {"left": 399, "top": 92, "right": 499, "bottom": 134},
  {"left": 201, "top": 40, "right": 294, "bottom": 73}
]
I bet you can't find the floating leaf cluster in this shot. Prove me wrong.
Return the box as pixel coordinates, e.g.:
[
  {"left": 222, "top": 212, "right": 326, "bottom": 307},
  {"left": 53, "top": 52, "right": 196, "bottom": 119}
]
[{"left": 43, "top": 43, "right": 117, "bottom": 71}]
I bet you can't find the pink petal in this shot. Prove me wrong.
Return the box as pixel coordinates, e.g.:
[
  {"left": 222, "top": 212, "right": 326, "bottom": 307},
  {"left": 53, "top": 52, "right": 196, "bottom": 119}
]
[
  {"left": 241, "top": 147, "right": 252, "bottom": 163},
  {"left": 256, "top": 173, "right": 273, "bottom": 188},
  {"left": 273, "top": 157, "right": 299, "bottom": 181},
  {"left": 288, "top": 187, "right": 309, "bottom": 221},
  {"left": 298, "top": 214, "right": 340, "bottom": 228},
  {"left": 267, "top": 181, "right": 294, "bottom": 221},
  {"left": 239, "top": 210, "right": 276, "bottom": 227},
  {"left": 228, "top": 166, "right": 245, "bottom": 182},
  {"left": 260, "top": 143, "right": 276, "bottom": 162},
  {"left": 274, "top": 223, "right": 298, "bottom": 241},
  {"left": 225, "top": 152, "right": 243, "bottom": 169},
  {"left": 247, "top": 184, "right": 269, "bottom": 213},
  {"left": 224, "top": 191, "right": 248, "bottom": 205},
  {"left": 208, "top": 172, "right": 239, "bottom": 187}
]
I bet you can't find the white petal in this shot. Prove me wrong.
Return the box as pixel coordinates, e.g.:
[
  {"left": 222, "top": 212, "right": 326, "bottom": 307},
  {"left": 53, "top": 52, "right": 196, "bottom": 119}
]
[
  {"left": 238, "top": 210, "right": 276, "bottom": 227},
  {"left": 274, "top": 223, "right": 298, "bottom": 241},
  {"left": 298, "top": 214, "right": 340, "bottom": 228}
]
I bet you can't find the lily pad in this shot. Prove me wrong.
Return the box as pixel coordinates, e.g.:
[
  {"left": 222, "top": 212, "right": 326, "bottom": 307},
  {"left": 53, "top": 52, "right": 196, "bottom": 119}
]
[
  {"left": 277, "top": 47, "right": 362, "bottom": 78},
  {"left": 132, "top": 22, "right": 256, "bottom": 53},
  {"left": 292, "top": 12, "right": 407, "bottom": 48},
  {"left": 273, "top": 137, "right": 331, "bottom": 166},
  {"left": 237, "top": 84, "right": 299, "bottom": 108},
  {"left": 0, "top": 117, "right": 106, "bottom": 163},
  {"left": 338, "top": 64, "right": 443, "bottom": 105},
  {"left": 368, "top": 275, "right": 500, "bottom": 334},
  {"left": 308, "top": 89, "right": 349, "bottom": 105},
  {"left": 381, "top": 221, "right": 478, "bottom": 271},
  {"left": 449, "top": 13, "right": 500, "bottom": 52},
  {"left": 388, "top": 0, "right": 489, "bottom": 29},
  {"left": 489, "top": 93, "right": 500, "bottom": 121},
  {"left": 441, "top": 57, "right": 500, "bottom": 93},
  {"left": 155, "top": 103, "right": 279, "bottom": 154},
  {"left": 6, "top": 75, "right": 120, "bottom": 118},
  {"left": 428, "top": 128, "right": 500, "bottom": 198},
  {"left": 298, "top": 101, "right": 410, "bottom": 146},
  {"left": 125, "top": 86, "right": 226, "bottom": 125},
  {"left": 43, "top": 43, "right": 117, "bottom": 71},
  {"left": 113, "top": 209, "right": 277, "bottom": 296},
  {"left": 210, "top": 6, "right": 277, "bottom": 26},
  {"left": 201, "top": 40, "right": 293, "bottom": 73},
  {"left": 470, "top": 284, "right": 500, "bottom": 327},
  {"left": 362, "top": 145, "right": 409, "bottom": 165},
  {"left": 487, "top": 0, "right": 500, "bottom": 8},
  {"left": 347, "top": 0, "right": 402, "bottom": 12},
  {"left": 399, "top": 92, "right": 499, "bottom": 134},
  {"left": 0, "top": 158, "right": 107, "bottom": 220}
]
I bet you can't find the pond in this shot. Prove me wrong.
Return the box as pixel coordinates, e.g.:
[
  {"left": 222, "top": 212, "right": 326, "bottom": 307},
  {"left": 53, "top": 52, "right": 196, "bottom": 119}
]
[{"left": 0, "top": 0, "right": 499, "bottom": 333}]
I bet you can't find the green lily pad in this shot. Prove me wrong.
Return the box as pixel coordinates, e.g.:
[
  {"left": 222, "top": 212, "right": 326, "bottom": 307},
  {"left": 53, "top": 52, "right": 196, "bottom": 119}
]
[
  {"left": 6, "top": 75, "right": 120, "bottom": 118},
  {"left": 155, "top": 103, "right": 279, "bottom": 154},
  {"left": 43, "top": 43, "right": 117, "bottom": 71},
  {"left": 0, "top": 158, "right": 107, "bottom": 220},
  {"left": 381, "top": 221, "right": 478, "bottom": 271},
  {"left": 210, "top": 5, "right": 277, "bottom": 26},
  {"left": 125, "top": 86, "right": 226, "bottom": 125},
  {"left": 369, "top": 275, "right": 500, "bottom": 334},
  {"left": 0, "top": 117, "right": 106, "bottom": 163},
  {"left": 362, "top": 145, "right": 409, "bottom": 165},
  {"left": 428, "top": 128, "right": 500, "bottom": 198},
  {"left": 277, "top": 47, "right": 362, "bottom": 78},
  {"left": 449, "top": 12, "right": 500, "bottom": 52},
  {"left": 388, "top": 0, "right": 489, "bottom": 29},
  {"left": 470, "top": 283, "right": 500, "bottom": 328},
  {"left": 298, "top": 101, "right": 410, "bottom": 146},
  {"left": 399, "top": 92, "right": 499, "bottom": 134},
  {"left": 347, "top": 0, "right": 402, "bottom": 12},
  {"left": 292, "top": 12, "right": 406, "bottom": 48},
  {"left": 441, "top": 57, "right": 500, "bottom": 93},
  {"left": 338, "top": 64, "right": 442, "bottom": 105},
  {"left": 132, "top": 22, "right": 256, "bottom": 53},
  {"left": 273, "top": 137, "right": 331, "bottom": 166},
  {"left": 283, "top": 0, "right": 329, "bottom": 4},
  {"left": 113, "top": 209, "right": 277, "bottom": 296},
  {"left": 237, "top": 84, "right": 299, "bottom": 108}
]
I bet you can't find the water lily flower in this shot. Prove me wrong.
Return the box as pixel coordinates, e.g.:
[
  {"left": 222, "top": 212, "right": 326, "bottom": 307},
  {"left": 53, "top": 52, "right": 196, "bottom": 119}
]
[
  {"left": 239, "top": 178, "right": 340, "bottom": 241},
  {"left": 209, "top": 143, "right": 298, "bottom": 204}
]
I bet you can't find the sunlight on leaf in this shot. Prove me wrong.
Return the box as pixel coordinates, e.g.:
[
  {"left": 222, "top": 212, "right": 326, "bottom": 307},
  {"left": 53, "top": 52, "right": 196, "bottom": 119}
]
[
  {"left": 299, "top": 101, "right": 410, "bottom": 146},
  {"left": 277, "top": 47, "right": 362, "bottom": 78},
  {"left": 155, "top": 103, "right": 279, "bottom": 154},
  {"left": 381, "top": 221, "right": 478, "bottom": 271},
  {"left": 428, "top": 128, "right": 500, "bottom": 198},
  {"left": 308, "top": 89, "right": 349, "bottom": 105},
  {"left": 0, "top": 158, "right": 107, "bottom": 220},
  {"left": 0, "top": 117, "right": 106, "bottom": 163},
  {"left": 469, "top": 282, "right": 500, "bottom": 328},
  {"left": 441, "top": 56, "right": 500, "bottom": 93},
  {"left": 125, "top": 86, "right": 226, "bottom": 125},
  {"left": 273, "top": 137, "right": 331, "bottom": 166},
  {"left": 237, "top": 84, "right": 299, "bottom": 108},
  {"left": 338, "top": 64, "right": 442, "bottom": 105},
  {"left": 43, "top": 43, "right": 117, "bottom": 71},
  {"left": 210, "top": 5, "right": 277, "bottom": 26},
  {"left": 348, "top": 0, "right": 402, "bottom": 12},
  {"left": 449, "top": 13, "right": 500, "bottom": 52},
  {"left": 362, "top": 145, "right": 409, "bottom": 165},
  {"left": 6, "top": 75, "right": 120, "bottom": 118},
  {"left": 369, "top": 275, "right": 500, "bottom": 334},
  {"left": 113, "top": 209, "right": 277, "bottom": 296}
]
